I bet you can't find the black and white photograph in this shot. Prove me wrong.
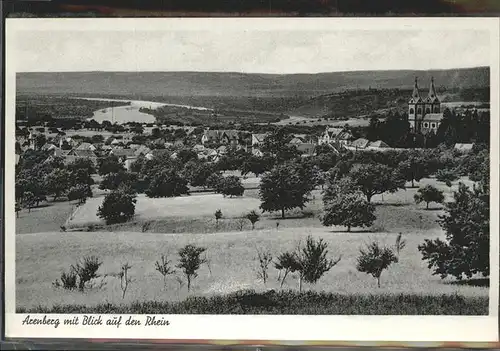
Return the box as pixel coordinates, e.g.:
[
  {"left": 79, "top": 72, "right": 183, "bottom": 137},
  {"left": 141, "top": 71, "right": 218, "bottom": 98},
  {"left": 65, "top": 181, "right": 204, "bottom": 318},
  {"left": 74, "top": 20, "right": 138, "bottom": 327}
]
[{"left": 4, "top": 18, "right": 499, "bottom": 341}]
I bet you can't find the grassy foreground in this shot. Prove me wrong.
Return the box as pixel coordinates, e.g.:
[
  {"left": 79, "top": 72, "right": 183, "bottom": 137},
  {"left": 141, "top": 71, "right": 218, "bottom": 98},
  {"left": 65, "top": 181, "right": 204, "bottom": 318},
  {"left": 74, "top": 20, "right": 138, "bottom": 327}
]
[{"left": 18, "top": 289, "right": 487, "bottom": 315}]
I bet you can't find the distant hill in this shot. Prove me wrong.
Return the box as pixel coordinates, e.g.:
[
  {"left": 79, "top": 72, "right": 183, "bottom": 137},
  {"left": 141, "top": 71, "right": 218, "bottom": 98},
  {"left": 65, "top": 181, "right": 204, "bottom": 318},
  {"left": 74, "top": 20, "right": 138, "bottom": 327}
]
[{"left": 17, "top": 67, "right": 489, "bottom": 99}]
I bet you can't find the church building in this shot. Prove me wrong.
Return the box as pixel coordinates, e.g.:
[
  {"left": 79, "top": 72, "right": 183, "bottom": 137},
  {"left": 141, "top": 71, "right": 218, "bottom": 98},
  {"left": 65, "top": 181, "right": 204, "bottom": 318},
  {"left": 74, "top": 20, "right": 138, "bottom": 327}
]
[{"left": 408, "top": 77, "right": 443, "bottom": 134}]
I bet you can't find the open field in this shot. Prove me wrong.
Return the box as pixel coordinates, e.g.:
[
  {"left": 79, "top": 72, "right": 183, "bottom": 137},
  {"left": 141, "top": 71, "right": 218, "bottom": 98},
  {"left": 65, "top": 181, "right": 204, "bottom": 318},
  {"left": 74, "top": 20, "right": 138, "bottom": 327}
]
[
  {"left": 65, "top": 193, "right": 262, "bottom": 229},
  {"left": 16, "top": 227, "right": 488, "bottom": 311},
  {"left": 16, "top": 200, "right": 76, "bottom": 235},
  {"left": 15, "top": 175, "right": 487, "bottom": 313},
  {"left": 62, "top": 176, "right": 474, "bottom": 232}
]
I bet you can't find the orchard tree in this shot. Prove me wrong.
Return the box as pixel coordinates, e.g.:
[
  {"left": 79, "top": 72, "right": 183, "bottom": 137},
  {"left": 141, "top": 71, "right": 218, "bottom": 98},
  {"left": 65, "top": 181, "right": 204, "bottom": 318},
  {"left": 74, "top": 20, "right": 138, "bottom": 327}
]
[
  {"left": 418, "top": 183, "right": 489, "bottom": 280},
  {"left": 97, "top": 188, "right": 137, "bottom": 224},
  {"left": 239, "top": 155, "right": 273, "bottom": 177},
  {"left": 176, "top": 244, "right": 207, "bottom": 292},
  {"left": 436, "top": 169, "right": 459, "bottom": 187},
  {"left": 356, "top": 241, "right": 399, "bottom": 288},
  {"left": 218, "top": 175, "right": 244, "bottom": 197},
  {"left": 176, "top": 148, "right": 198, "bottom": 164},
  {"left": 70, "top": 168, "right": 94, "bottom": 187},
  {"left": 322, "top": 190, "right": 376, "bottom": 232},
  {"left": 23, "top": 191, "right": 36, "bottom": 212},
  {"left": 348, "top": 163, "right": 405, "bottom": 203},
  {"left": 44, "top": 168, "right": 71, "bottom": 201},
  {"left": 67, "top": 158, "right": 96, "bottom": 176},
  {"left": 145, "top": 169, "right": 189, "bottom": 198},
  {"left": 97, "top": 155, "right": 124, "bottom": 176},
  {"left": 15, "top": 201, "right": 21, "bottom": 218},
  {"left": 414, "top": 184, "right": 445, "bottom": 209},
  {"left": 396, "top": 151, "right": 430, "bottom": 188},
  {"left": 183, "top": 161, "right": 215, "bottom": 188},
  {"left": 259, "top": 163, "right": 315, "bottom": 219},
  {"left": 68, "top": 184, "right": 92, "bottom": 205},
  {"left": 279, "top": 236, "right": 342, "bottom": 292},
  {"left": 206, "top": 172, "right": 224, "bottom": 192},
  {"left": 99, "top": 171, "right": 138, "bottom": 192},
  {"left": 261, "top": 128, "right": 300, "bottom": 163}
]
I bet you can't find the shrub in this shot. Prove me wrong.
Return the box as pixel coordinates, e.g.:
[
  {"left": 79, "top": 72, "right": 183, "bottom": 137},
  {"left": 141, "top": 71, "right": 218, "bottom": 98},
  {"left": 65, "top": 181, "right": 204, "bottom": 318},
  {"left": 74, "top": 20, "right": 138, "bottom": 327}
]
[
  {"left": 71, "top": 255, "right": 103, "bottom": 292},
  {"left": 395, "top": 233, "right": 407, "bottom": 257},
  {"left": 236, "top": 217, "right": 247, "bottom": 231},
  {"left": 176, "top": 244, "right": 207, "bottom": 292},
  {"left": 97, "top": 189, "right": 136, "bottom": 225},
  {"left": 53, "top": 270, "right": 78, "bottom": 290},
  {"left": 214, "top": 209, "right": 222, "bottom": 227},
  {"left": 414, "top": 184, "right": 445, "bottom": 209},
  {"left": 274, "top": 251, "right": 301, "bottom": 288},
  {"left": 246, "top": 210, "right": 260, "bottom": 230},
  {"left": 356, "top": 241, "right": 398, "bottom": 288}
]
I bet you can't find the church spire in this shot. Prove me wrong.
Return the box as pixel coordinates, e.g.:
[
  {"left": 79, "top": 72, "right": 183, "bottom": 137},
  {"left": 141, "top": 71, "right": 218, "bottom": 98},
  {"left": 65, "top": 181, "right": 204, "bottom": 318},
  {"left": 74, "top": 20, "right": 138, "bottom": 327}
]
[
  {"left": 428, "top": 76, "right": 437, "bottom": 98},
  {"left": 427, "top": 76, "right": 440, "bottom": 103},
  {"left": 412, "top": 77, "right": 420, "bottom": 99}
]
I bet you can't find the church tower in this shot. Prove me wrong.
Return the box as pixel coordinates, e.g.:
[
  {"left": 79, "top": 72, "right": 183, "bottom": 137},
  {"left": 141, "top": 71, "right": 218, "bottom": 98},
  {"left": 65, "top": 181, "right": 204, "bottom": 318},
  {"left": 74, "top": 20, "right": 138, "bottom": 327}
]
[
  {"left": 424, "top": 77, "right": 440, "bottom": 114},
  {"left": 408, "top": 77, "right": 425, "bottom": 132}
]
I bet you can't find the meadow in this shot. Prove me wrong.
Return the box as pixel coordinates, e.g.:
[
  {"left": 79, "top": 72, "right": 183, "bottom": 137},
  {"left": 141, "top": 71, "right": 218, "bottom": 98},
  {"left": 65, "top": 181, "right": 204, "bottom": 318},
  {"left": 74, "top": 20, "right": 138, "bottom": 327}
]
[{"left": 15, "top": 175, "right": 488, "bottom": 314}]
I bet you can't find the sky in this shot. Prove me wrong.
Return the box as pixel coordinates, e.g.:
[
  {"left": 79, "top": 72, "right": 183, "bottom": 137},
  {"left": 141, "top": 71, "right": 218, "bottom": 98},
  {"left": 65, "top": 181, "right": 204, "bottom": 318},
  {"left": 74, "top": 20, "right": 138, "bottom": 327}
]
[{"left": 11, "top": 22, "right": 492, "bottom": 74}]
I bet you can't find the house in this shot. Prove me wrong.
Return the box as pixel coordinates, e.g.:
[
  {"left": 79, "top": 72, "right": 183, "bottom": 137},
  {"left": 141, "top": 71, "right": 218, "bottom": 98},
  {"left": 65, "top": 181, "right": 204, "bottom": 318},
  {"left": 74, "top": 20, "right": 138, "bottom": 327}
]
[
  {"left": 454, "top": 143, "right": 474, "bottom": 153},
  {"left": 367, "top": 140, "right": 390, "bottom": 150},
  {"left": 192, "top": 144, "right": 205, "bottom": 152},
  {"left": 109, "top": 148, "right": 137, "bottom": 159},
  {"left": 64, "top": 149, "right": 98, "bottom": 165},
  {"left": 41, "top": 143, "right": 58, "bottom": 152},
  {"left": 201, "top": 129, "right": 241, "bottom": 146},
  {"left": 216, "top": 145, "right": 228, "bottom": 154},
  {"left": 350, "top": 138, "right": 371, "bottom": 149},
  {"left": 145, "top": 149, "right": 171, "bottom": 161},
  {"left": 252, "top": 148, "right": 264, "bottom": 157},
  {"left": 296, "top": 143, "right": 316, "bottom": 157},
  {"left": 289, "top": 137, "right": 306, "bottom": 145},
  {"left": 251, "top": 133, "right": 268, "bottom": 147},
  {"left": 220, "top": 130, "right": 240, "bottom": 146},
  {"left": 75, "top": 142, "right": 97, "bottom": 152},
  {"left": 109, "top": 148, "right": 138, "bottom": 171},
  {"left": 319, "top": 127, "right": 353, "bottom": 145},
  {"left": 201, "top": 130, "right": 220, "bottom": 145},
  {"left": 133, "top": 145, "right": 151, "bottom": 157},
  {"left": 173, "top": 140, "right": 185, "bottom": 148}
]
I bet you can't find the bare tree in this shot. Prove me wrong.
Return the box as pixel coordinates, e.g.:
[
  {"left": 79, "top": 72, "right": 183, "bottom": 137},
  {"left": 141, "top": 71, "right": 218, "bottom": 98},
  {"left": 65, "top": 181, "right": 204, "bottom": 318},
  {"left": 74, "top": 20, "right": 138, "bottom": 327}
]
[
  {"left": 119, "top": 263, "right": 133, "bottom": 299},
  {"left": 154, "top": 254, "right": 176, "bottom": 289},
  {"left": 255, "top": 248, "right": 273, "bottom": 285}
]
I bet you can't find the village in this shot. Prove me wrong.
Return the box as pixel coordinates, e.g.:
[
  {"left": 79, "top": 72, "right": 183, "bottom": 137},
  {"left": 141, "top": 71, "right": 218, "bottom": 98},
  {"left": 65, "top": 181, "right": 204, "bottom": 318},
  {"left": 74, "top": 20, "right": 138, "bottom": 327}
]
[
  {"left": 15, "top": 77, "right": 478, "bottom": 170},
  {"left": 14, "top": 76, "right": 490, "bottom": 316}
]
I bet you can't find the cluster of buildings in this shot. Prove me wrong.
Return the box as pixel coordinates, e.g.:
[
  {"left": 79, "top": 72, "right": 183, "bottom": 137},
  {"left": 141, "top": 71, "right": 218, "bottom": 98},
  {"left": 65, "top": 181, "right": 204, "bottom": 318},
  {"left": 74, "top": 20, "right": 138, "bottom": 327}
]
[{"left": 16, "top": 78, "right": 476, "bottom": 168}]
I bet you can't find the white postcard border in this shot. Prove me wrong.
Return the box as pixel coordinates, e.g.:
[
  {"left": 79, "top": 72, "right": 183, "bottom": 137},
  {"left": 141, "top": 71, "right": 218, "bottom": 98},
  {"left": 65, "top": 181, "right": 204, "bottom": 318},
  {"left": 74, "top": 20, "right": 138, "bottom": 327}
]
[{"left": 4, "top": 17, "right": 500, "bottom": 342}]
